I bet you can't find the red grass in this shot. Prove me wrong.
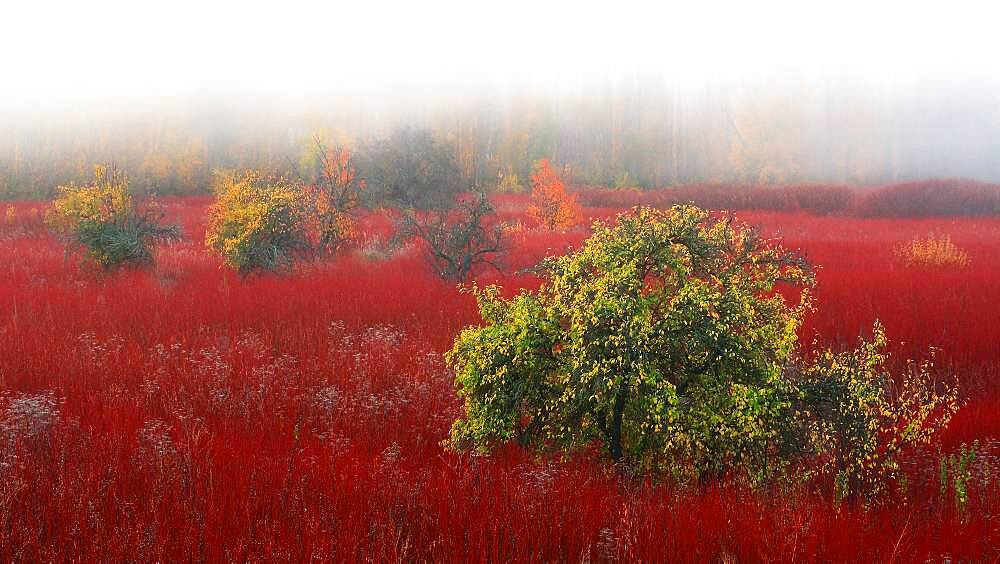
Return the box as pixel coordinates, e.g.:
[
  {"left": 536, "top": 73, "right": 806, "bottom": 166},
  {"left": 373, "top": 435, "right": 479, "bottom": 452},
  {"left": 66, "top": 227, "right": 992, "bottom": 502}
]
[{"left": 1, "top": 196, "right": 998, "bottom": 560}]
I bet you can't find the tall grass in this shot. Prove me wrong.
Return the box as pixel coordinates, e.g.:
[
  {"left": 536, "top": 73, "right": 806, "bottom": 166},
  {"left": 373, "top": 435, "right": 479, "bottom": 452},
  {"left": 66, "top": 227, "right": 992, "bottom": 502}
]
[{"left": 0, "top": 197, "right": 998, "bottom": 560}]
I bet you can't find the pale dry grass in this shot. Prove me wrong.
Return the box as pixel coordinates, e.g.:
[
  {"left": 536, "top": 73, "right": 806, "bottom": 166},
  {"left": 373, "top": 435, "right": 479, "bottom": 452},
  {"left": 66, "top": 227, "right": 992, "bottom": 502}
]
[{"left": 894, "top": 233, "right": 970, "bottom": 269}]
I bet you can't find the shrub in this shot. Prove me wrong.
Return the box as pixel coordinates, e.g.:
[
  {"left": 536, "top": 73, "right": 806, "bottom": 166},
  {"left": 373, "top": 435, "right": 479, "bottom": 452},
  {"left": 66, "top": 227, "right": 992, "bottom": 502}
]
[
  {"left": 447, "top": 205, "right": 814, "bottom": 479},
  {"left": 894, "top": 233, "right": 970, "bottom": 269},
  {"left": 46, "top": 165, "right": 180, "bottom": 268},
  {"left": 857, "top": 179, "right": 1000, "bottom": 217},
  {"left": 396, "top": 193, "right": 504, "bottom": 281},
  {"left": 529, "top": 159, "right": 580, "bottom": 230},
  {"left": 303, "top": 138, "right": 366, "bottom": 257},
  {"left": 205, "top": 170, "right": 311, "bottom": 274},
  {"left": 794, "top": 322, "right": 959, "bottom": 501},
  {"left": 495, "top": 167, "right": 525, "bottom": 193}
]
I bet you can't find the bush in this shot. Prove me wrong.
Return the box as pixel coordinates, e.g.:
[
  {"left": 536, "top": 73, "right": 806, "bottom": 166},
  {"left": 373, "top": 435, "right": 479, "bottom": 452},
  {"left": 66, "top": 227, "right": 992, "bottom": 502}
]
[
  {"left": 447, "top": 205, "right": 814, "bottom": 479},
  {"left": 205, "top": 171, "right": 312, "bottom": 274},
  {"left": 446, "top": 204, "right": 960, "bottom": 497},
  {"left": 529, "top": 159, "right": 580, "bottom": 230},
  {"left": 46, "top": 165, "right": 179, "bottom": 268},
  {"left": 794, "top": 323, "right": 959, "bottom": 501},
  {"left": 894, "top": 233, "right": 971, "bottom": 269},
  {"left": 302, "top": 138, "right": 366, "bottom": 257}
]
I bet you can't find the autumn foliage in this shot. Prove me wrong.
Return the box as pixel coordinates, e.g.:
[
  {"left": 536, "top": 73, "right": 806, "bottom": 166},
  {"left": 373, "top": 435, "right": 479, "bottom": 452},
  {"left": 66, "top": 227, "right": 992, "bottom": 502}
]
[
  {"left": 305, "top": 140, "right": 366, "bottom": 257},
  {"left": 205, "top": 170, "right": 312, "bottom": 274},
  {"left": 45, "top": 165, "right": 179, "bottom": 268},
  {"left": 3, "top": 192, "right": 1000, "bottom": 560},
  {"left": 528, "top": 159, "right": 580, "bottom": 230},
  {"left": 894, "top": 233, "right": 971, "bottom": 269},
  {"left": 205, "top": 143, "right": 366, "bottom": 273}
]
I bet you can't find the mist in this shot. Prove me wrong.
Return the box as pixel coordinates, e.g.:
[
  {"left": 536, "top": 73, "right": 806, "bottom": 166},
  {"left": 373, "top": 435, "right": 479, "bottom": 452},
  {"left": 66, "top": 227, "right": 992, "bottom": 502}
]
[{"left": 2, "top": 0, "right": 999, "bottom": 197}]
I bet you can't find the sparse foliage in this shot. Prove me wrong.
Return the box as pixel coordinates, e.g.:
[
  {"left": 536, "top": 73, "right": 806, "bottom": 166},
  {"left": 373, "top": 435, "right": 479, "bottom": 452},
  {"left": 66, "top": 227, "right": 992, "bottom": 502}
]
[
  {"left": 46, "top": 165, "right": 180, "bottom": 268},
  {"left": 397, "top": 192, "right": 504, "bottom": 281},
  {"left": 303, "top": 137, "right": 366, "bottom": 256},
  {"left": 794, "top": 323, "right": 960, "bottom": 501}
]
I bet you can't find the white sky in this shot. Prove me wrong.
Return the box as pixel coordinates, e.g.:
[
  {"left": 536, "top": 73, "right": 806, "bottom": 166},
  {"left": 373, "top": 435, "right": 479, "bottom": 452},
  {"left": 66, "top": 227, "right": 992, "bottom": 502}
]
[{"left": 1, "top": 0, "right": 997, "bottom": 108}]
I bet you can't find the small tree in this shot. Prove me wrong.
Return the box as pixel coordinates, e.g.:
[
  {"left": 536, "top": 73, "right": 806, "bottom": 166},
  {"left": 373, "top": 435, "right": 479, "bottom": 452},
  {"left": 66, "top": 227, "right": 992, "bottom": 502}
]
[
  {"left": 303, "top": 137, "right": 366, "bottom": 257},
  {"left": 447, "top": 205, "right": 814, "bottom": 478},
  {"left": 205, "top": 170, "right": 311, "bottom": 274},
  {"left": 529, "top": 159, "right": 580, "bottom": 230},
  {"left": 397, "top": 193, "right": 503, "bottom": 281},
  {"left": 46, "top": 165, "right": 180, "bottom": 268}
]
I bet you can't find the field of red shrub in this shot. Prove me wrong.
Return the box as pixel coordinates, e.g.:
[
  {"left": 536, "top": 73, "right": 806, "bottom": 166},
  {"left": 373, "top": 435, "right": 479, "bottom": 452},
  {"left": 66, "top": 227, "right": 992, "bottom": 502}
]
[
  {"left": 1, "top": 191, "right": 998, "bottom": 561},
  {"left": 574, "top": 178, "right": 1000, "bottom": 217}
]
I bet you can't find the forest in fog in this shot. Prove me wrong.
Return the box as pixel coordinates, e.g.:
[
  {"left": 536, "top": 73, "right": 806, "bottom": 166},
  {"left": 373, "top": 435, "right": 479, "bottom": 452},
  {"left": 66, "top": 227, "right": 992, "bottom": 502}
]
[{"left": 3, "top": 70, "right": 999, "bottom": 199}]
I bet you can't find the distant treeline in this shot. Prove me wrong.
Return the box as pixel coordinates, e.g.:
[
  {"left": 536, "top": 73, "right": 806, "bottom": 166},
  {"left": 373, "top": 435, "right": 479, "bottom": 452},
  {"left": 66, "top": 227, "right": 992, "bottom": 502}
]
[{"left": 4, "top": 75, "right": 999, "bottom": 199}]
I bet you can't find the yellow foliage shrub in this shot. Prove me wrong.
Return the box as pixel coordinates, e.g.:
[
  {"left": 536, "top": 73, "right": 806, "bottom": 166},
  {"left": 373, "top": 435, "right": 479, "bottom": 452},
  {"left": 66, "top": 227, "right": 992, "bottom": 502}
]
[
  {"left": 46, "top": 165, "right": 132, "bottom": 235},
  {"left": 894, "top": 234, "right": 970, "bottom": 269},
  {"left": 45, "top": 165, "right": 179, "bottom": 268},
  {"left": 205, "top": 171, "right": 311, "bottom": 274}
]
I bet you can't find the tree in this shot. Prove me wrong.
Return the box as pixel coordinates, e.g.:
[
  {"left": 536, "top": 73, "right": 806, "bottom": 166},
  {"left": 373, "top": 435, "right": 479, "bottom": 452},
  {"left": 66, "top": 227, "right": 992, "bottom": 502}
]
[
  {"left": 447, "top": 205, "right": 814, "bottom": 478},
  {"left": 303, "top": 137, "right": 366, "bottom": 257},
  {"left": 529, "top": 159, "right": 580, "bottom": 230},
  {"left": 46, "top": 164, "right": 180, "bottom": 269},
  {"left": 359, "top": 128, "right": 464, "bottom": 209},
  {"left": 396, "top": 192, "right": 503, "bottom": 281},
  {"left": 205, "top": 170, "right": 311, "bottom": 274}
]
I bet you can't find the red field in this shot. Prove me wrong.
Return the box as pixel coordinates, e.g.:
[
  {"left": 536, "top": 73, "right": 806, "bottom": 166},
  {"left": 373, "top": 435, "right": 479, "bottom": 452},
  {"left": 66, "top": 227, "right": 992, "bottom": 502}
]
[{"left": 1, "top": 195, "right": 999, "bottom": 561}]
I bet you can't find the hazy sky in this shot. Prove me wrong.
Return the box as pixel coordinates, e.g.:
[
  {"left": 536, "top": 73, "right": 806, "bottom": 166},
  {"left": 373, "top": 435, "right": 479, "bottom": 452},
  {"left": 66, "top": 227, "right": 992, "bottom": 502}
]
[{"left": 3, "top": 0, "right": 997, "bottom": 110}]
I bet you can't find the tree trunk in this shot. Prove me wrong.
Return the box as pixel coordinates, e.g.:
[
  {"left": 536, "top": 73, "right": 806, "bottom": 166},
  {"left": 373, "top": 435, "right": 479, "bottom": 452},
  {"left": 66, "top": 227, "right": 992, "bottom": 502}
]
[{"left": 608, "top": 379, "right": 628, "bottom": 463}]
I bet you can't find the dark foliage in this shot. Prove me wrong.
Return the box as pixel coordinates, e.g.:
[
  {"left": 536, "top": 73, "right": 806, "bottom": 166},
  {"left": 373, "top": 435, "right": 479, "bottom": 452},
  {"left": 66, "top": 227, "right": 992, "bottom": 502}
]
[
  {"left": 358, "top": 128, "right": 465, "bottom": 210},
  {"left": 396, "top": 192, "right": 503, "bottom": 280}
]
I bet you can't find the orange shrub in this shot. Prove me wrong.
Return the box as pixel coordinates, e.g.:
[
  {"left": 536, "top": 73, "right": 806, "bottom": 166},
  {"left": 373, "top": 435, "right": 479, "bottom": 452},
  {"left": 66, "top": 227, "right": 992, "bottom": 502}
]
[
  {"left": 528, "top": 159, "right": 580, "bottom": 230},
  {"left": 305, "top": 143, "right": 366, "bottom": 256}
]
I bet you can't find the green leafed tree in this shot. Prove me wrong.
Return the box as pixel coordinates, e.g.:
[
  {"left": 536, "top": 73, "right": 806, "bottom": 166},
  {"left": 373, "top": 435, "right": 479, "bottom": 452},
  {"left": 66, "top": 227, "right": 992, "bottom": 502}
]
[{"left": 446, "top": 205, "right": 815, "bottom": 480}]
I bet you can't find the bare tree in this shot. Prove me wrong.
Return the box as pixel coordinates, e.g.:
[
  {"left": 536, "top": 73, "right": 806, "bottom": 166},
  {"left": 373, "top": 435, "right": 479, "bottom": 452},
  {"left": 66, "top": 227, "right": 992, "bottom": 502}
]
[{"left": 397, "top": 192, "right": 504, "bottom": 281}]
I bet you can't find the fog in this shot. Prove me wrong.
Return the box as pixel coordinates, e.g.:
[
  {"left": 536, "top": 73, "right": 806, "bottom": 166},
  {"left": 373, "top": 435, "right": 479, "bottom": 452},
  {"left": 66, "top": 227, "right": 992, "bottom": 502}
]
[{"left": 2, "top": 0, "right": 999, "bottom": 195}]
